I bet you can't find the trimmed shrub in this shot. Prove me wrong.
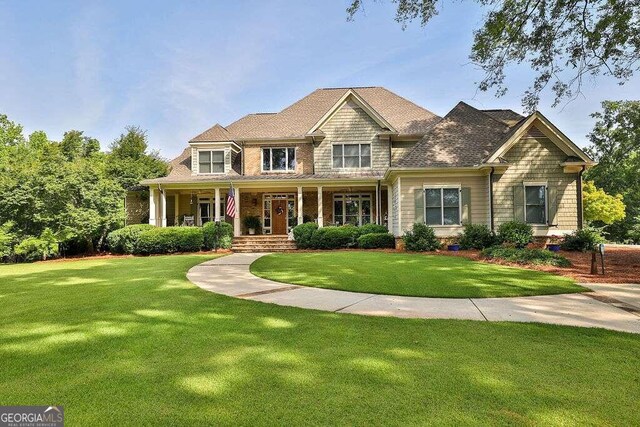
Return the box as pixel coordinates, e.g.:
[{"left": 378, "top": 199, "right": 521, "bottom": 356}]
[
  {"left": 14, "top": 228, "right": 59, "bottom": 262},
  {"left": 292, "top": 222, "right": 318, "bottom": 249},
  {"left": 459, "top": 223, "right": 497, "bottom": 250},
  {"left": 403, "top": 223, "right": 441, "bottom": 252},
  {"left": 480, "top": 246, "right": 571, "bottom": 267},
  {"left": 497, "top": 221, "right": 533, "bottom": 248},
  {"left": 357, "top": 232, "right": 395, "bottom": 249},
  {"left": 203, "top": 221, "right": 234, "bottom": 250},
  {"left": 561, "top": 227, "right": 605, "bottom": 252},
  {"left": 310, "top": 226, "right": 358, "bottom": 249},
  {"left": 107, "top": 224, "right": 155, "bottom": 254},
  {"left": 134, "top": 227, "right": 204, "bottom": 255},
  {"left": 358, "top": 223, "right": 388, "bottom": 237}
]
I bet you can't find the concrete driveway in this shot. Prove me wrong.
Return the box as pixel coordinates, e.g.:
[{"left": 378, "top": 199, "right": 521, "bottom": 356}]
[{"left": 187, "top": 253, "right": 640, "bottom": 334}]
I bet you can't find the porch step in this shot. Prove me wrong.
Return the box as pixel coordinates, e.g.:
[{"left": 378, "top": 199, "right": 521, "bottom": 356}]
[{"left": 232, "top": 235, "right": 297, "bottom": 253}]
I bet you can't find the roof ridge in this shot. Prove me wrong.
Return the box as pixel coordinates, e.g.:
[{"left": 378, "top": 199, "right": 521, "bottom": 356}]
[
  {"left": 458, "top": 101, "right": 512, "bottom": 128},
  {"left": 371, "top": 87, "right": 441, "bottom": 119},
  {"left": 319, "top": 86, "right": 380, "bottom": 90}
]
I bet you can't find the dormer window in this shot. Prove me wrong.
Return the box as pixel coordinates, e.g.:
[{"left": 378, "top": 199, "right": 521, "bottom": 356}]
[
  {"left": 262, "top": 147, "right": 296, "bottom": 172},
  {"left": 199, "top": 150, "right": 224, "bottom": 174}
]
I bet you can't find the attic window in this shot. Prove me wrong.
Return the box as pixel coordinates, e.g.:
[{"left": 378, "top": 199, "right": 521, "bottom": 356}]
[
  {"left": 198, "top": 150, "right": 225, "bottom": 174},
  {"left": 332, "top": 143, "right": 371, "bottom": 168}
]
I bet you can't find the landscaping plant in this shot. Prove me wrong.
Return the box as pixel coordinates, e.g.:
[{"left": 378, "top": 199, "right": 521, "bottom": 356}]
[
  {"left": 107, "top": 224, "right": 155, "bottom": 254},
  {"left": 203, "top": 221, "right": 233, "bottom": 250},
  {"left": 357, "top": 232, "right": 395, "bottom": 249},
  {"left": 292, "top": 222, "right": 318, "bottom": 249},
  {"left": 403, "top": 223, "right": 441, "bottom": 251},
  {"left": 480, "top": 246, "right": 571, "bottom": 267},
  {"left": 458, "top": 223, "right": 497, "bottom": 249},
  {"left": 309, "top": 226, "right": 358, "bottom": 249},
  {"left": 134, "top": 227, "right": 204, "bottom": 255},
  {"left": 357, "top": 223, "right": 388, "bottom": 237},
  {"left": 561, "top": 227, "right": 605, "bottom": 252},
  {"left": 497, "top": 220, "right": 533, "bottom": 248}
]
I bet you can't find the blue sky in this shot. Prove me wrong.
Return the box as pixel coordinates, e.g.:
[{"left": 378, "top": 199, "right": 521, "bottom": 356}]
[{"left": 1, "top": 0, "right": 637, "bottom": 158}]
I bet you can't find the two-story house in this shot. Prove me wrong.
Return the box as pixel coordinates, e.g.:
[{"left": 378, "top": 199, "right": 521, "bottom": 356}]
[{"left": 137, "top": 86, "right": 594, "bottom": 243}]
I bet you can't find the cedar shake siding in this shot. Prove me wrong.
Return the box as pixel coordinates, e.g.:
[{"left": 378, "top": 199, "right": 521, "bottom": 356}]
[
  {"left": 399, "top": 175, "right": 490, "bottom": 236},
  {"left": 315, "top": 100, "right": 390, "bottom": 172},
  {"left": 492, "top": 126, "right": 579, "bottom": 232}
]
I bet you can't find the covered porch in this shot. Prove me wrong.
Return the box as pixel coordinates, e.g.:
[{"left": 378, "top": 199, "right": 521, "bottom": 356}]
[{"left": 148, "top": 182, "right": 389, "bottom": 237}]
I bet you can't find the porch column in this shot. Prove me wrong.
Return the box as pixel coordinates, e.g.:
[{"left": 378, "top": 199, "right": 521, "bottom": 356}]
[
  {"left": 233, "top": 188, "right": 241, "bottom": 237},
  {"left": 387, "top": 185, "right": 393, "bottom": 234},
  {"left": 149, "top": 188, "right": 157, "bottom": 226},
  {"left": 317, "top": 186, "right": 323, "bottom": 227},
  {"left": 297, "top": 186, "right": 303, "bottom": 225},
  {"left": 174, "top": 194, "right": 179, "bottom": 226},
  {"left": 214, "top": 187, "right": 221, "bottom": 222},
  {"left": 160, "top": 189, "right": 167, "bottom": 227}
]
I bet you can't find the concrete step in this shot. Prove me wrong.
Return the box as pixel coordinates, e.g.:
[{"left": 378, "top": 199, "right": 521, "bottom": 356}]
[{"left": 232, "top": 235, "right": 296, "bottom": 253}]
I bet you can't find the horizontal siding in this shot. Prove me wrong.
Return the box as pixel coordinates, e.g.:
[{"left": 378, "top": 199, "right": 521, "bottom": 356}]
[
  {"left": 399, "top": 175, "right": 489, "bottom": 237},
  {"left": 493, "top": 134, "right": 578, "bottom": 231},
  {"left": 315, "top": 100, "right": 389, "bottom": 172},
  {"left": 391, "top": 141, "right": 418, "bottom": 164}
]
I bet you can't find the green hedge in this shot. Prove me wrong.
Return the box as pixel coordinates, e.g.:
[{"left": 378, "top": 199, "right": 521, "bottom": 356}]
[
  {"left": 357, "top": 223, "right": 388, "bottom": 237},
  {"left": 203, "top": 221, "right": 234, "bottom": 250},
  {"left": 134, "top": 227, "right": 204, "bottom": 255},
  {"left": 480, "top": 246, "right": 571, "bottom": 267},
  {"left": 292, "top": 222, "right": 318, "bottom": 249},
  {"left": 403, "top": 223, "right": 441, "bottom": 251},
  {"left": 107, "top": 224, "right": 155, "bottom": 254},
  {"left": 357, "top": 232, "right": 396, "bottom": 249},
  {"left": 310, "top": 226, "right": 358, "bottom": 249}
]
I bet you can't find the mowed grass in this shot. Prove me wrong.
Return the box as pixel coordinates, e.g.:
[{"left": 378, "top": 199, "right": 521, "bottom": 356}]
[
  {"left": 1, "top": 255, "right": 639, "bottom": 426},
  {"left": 251, "top": 251, "right": 586, "bottom": 298}
]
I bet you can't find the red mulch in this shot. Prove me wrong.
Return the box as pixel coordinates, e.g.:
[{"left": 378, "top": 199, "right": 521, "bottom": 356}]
[{"left": 435, "top": 247, "right": 640, "bottom": 284}]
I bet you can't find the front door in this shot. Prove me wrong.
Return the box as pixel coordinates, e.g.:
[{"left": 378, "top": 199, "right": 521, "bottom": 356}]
[{"left": 272, "top": 200, "right": 288, "bottom": 235}]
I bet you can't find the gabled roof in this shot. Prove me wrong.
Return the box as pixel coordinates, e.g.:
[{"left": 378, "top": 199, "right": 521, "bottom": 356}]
[
  {"left": 395, "top": 102, "right": 593, "bottom": 169},
  {"left": 191, "top": 86, "right": 441, "bottom": 142},
  {"left": 395, "top": 102, "right": 516, "bottom": 168},
  {"left": 190, "top": 123, "right": 232, "bottom": 142}
]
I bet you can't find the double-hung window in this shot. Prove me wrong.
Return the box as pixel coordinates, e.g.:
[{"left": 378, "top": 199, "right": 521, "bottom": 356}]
[
  {"left": 262, "top": 147, "right": 296, "bottom": 172},
  {"left": 524, "top": 184, "right": 546, "bottom": 224},
  {"left": 332, "top": 144, "right": 371, "bottom": 168},
  {"left": 425, "top": 188, "right": 461, "bottom": 225},
  {"left": 198, "top": 150, "right": 225, "bottom": 174}
]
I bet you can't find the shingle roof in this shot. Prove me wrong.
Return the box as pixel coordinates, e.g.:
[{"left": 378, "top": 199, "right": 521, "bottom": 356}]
[
  {"left": 190, "top": 87, "right": 441, "bottom": 142},
  {"left": 190, "top": 123, "right": 232, "bottom": 142},
  {"left": 395, "top": 102, "right": 525, "bottom": 168},
  {"left": 481, "top": 109, "right": 524, "bottom": 126}
]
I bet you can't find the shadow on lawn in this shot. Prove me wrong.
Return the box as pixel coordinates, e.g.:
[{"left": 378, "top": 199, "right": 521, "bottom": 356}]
[{"left": 0, "top": 255, "right": 637, "bottom": 425}]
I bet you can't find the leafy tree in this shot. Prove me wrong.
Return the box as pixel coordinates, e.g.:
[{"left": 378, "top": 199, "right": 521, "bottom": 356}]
[
  {"left": 347, "top": 0, "right": 640, "bottom": 111},
  {"left": 583, "top": 181, "right": 625, "bottom": 225},
  {"left": 60, "top": 130, "right": 100, "bottom": 160},
  {"left": 107, "top": 126, "right": 168, "bottom": 190},
  {"left": 28, "top": 130, "right": 49, "bottom": 150},
  {"left": 585, "top": 100, "right": 640, "bottom": 241},
  {"left": 0, "top": 114, "right": 25, "bottom": 147}
]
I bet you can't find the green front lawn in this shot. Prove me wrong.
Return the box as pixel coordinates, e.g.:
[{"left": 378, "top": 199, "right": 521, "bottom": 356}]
[
  {"left": 251, "top": 251, "right": 585, "bottom": 298},
  {"left": 1, "top": 255, "right": 638, "bottom": 425}
]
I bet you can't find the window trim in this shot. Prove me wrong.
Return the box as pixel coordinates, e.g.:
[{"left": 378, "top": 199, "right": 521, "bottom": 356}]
[
  {"left": 523, "top": 182, "right": 548, "bottom": 226},
  {"left": 332, "top": 193, "right": 373, "bottom": 226},
  {"left": 331, "top": 143, "right": 372, "bottom": 169},
  {"left": 260, "top": 147, "right": 297, "bottom": 173},
  {"left": 197, "top": 149, "right": 225, "bottom": 175},
  {"left": 196, "top": 196, "right": 227, "bottom": 226},
  {"left": 423, "top": 185, "right": 462, "bottom": 227}
]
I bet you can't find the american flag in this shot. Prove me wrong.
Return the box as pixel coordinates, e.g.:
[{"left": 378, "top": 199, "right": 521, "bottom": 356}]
[{"left": 226, "top": 186, "right": 236, "bottom": 218}]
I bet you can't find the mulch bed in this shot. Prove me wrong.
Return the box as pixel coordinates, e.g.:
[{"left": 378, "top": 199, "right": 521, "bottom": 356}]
[{"left": 436, "top": 247, "right": 640, "bottom": 284}]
